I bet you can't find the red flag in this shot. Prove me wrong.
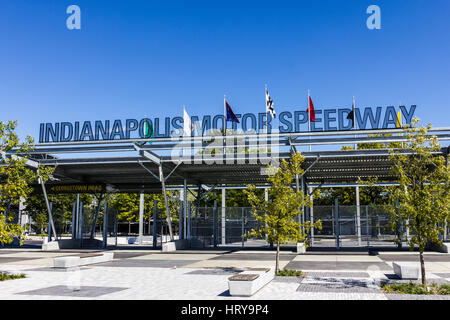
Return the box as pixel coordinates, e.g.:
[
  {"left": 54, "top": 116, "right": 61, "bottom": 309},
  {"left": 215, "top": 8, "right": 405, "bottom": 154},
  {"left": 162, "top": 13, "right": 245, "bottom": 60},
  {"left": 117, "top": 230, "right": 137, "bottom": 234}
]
[{"left": 307, "top": 96, "right": 316, "bottom": 122}]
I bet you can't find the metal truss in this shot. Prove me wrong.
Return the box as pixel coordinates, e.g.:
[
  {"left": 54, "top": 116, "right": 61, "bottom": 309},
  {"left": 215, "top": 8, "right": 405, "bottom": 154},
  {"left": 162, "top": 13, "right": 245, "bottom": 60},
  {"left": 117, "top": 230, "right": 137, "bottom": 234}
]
[{"left": 7, "top": 127, "right": 449, "bottom": 191}]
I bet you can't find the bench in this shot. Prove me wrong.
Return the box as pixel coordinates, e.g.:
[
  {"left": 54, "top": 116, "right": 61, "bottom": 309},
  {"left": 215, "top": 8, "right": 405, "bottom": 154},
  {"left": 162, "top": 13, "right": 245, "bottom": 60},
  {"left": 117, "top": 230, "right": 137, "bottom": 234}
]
[
  {"left": 392, "top": 262, "right": 420, "bottom": 280},
  {"left": 296, "top": 243, "right": 306, "bottom": 254},
  {"left": 161, "top": 242, "right": 177, "bottom": 252},
  {"left": 228, "top": 266, "right": 274, "bottom": 296},
  {"left": 53, "top": 252, "right": 114, "bottom": 268},
  {"left": 42, "top": 241, "right": 60, "bottom": 251}
]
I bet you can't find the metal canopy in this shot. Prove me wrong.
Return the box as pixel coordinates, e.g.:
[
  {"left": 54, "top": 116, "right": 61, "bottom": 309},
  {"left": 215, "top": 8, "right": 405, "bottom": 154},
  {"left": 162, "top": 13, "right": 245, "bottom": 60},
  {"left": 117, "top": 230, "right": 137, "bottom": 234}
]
[{"left": 23, "top": 127, "right": 450, "bottom": 192}]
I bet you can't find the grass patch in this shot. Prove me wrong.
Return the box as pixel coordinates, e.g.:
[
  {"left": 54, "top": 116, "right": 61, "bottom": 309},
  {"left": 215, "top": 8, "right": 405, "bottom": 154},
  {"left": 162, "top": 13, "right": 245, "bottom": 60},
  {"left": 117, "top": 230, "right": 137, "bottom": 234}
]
[
  {"left": 276, "top": 269, "right": 304, "bottom": 277},
  {"left": 382, "top": 282, "right": 450, "bottom": 295},
  {"left": 0, "top": 272, "right": 26, "bottom": 281}
]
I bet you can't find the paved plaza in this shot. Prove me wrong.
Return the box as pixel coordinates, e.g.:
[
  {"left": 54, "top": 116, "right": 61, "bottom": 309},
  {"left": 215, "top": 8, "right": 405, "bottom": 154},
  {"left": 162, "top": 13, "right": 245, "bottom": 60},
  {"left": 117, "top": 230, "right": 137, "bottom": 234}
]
[{"left": 1, "top": 247, "right": 450, "bottom": 300}]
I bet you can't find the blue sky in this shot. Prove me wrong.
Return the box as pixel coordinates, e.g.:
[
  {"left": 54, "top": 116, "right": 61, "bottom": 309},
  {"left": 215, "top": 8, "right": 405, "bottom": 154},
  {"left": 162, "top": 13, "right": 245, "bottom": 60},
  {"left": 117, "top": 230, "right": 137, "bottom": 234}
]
[{"left": 1, "top": 0, "right": 449, "bottom": 141}]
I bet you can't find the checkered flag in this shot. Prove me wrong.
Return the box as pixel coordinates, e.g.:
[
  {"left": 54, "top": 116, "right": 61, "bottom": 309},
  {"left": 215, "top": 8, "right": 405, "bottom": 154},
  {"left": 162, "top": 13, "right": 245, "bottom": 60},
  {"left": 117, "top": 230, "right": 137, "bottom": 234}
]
[{"left": 266, "top": 88, "right": 275, "bottom": 118}]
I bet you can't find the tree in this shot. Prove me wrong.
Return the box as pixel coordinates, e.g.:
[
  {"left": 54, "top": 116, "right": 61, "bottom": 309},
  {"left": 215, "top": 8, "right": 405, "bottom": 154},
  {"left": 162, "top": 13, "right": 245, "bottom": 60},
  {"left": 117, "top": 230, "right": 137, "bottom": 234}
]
[
  {"left": 0, "top": 120, "right": 53, "bottom": 245},
  {"left": 22, "top": 193, "right": 46, "bottom": 234},
  {"left": 384, "top": 119, "right": 449, "bottom": 285},
  {"left": 244, "top": 152, "right": 322, "bottom": 272},
  {"left": 109, "top": 192, "right": 182, "bottom": 232},
  {"left": 24, "top": 193, "right": 93, "bottom": 234},
  {"left": 32, "top": 210, "right": 48, "bottom": 236},
  {"left": 203, "top": 188, "right": 262, "bottom": 207}
]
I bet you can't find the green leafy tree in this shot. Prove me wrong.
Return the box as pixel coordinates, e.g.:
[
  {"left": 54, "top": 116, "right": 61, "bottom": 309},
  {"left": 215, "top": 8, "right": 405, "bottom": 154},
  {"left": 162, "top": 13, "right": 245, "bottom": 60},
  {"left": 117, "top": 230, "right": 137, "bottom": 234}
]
[
  {"left": 109, "top": 192, "right": 181, "bottom": 229},
  {"left": 32, "top": 211, "right": 48, "bottom": 236},
  {"left": 203, "top": 188, "right": 262, "bottom": 207},
  {"left": 110, "top": 193, "right": 148, "bottom": 223},
  {"left": 22, "top": 193, "right": 46, "bottom": 234},
  {"left": 244, "top": 152, "right": 322, "bottom": 272},
  {"left": 24, "top": 193, "right": 92, "bottom": 234},
  {"left": 354, "top": 133, "right": 403, "bottom": 151},
  {"left": 0, "top": 120, "right": 53, "bottom": 245},
  {"left": 384, "top": 119, "right": 450, "bottom": 285}
]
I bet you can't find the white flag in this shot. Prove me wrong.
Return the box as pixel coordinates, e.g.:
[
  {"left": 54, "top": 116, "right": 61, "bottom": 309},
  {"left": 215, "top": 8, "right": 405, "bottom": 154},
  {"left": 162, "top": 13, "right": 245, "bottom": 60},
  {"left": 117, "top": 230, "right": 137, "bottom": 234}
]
[
  {"left": 266, "top": 88, "right": 275, "bottom": 118},
  {"left": 183, "top": 107, "right": 192, "bottom": 136}
]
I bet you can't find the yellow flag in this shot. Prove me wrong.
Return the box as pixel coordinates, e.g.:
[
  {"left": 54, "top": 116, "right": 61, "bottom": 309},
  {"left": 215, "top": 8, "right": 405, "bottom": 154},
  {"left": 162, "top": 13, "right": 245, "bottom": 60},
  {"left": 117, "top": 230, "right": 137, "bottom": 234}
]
[{"left": 396, "top": 110, "right": 402, "bottom": 128}]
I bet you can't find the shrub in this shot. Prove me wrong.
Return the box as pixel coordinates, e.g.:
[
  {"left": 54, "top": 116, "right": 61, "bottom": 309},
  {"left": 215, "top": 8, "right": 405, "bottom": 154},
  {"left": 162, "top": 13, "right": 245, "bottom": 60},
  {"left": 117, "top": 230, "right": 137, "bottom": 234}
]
[
  {"left": 381, "top": 282, "right": 450, "bottom": 295},
  {"left": 276, "top": 269, "right": 304, "bottom": 277},
  {"left": 0, "top": 272, "right": 26, "bottom": 281}
]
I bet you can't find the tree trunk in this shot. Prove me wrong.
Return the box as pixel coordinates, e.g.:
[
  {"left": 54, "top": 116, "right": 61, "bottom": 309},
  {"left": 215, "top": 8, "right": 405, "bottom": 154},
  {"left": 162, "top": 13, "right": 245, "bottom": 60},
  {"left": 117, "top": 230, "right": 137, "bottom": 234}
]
[
  {"left": 419, "top": 250, "right": 426, "bottom": 286},
  {"left": 275, "top": 241, "right": 280, "bottom": 273}
]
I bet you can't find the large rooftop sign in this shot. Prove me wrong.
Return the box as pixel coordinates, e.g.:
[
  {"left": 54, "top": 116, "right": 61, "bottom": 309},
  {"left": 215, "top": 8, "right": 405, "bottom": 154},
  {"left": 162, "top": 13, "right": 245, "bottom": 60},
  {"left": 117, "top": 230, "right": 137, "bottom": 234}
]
[{"left": 39, "top": 105, "right": 416, "bottom": 143}]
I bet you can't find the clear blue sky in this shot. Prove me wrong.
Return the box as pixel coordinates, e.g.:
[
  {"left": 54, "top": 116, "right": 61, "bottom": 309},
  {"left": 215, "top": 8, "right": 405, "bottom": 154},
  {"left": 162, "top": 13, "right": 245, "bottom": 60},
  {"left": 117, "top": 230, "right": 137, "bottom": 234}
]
[{"left": 1, "top": 0, "right": 449, "bottom": 141}]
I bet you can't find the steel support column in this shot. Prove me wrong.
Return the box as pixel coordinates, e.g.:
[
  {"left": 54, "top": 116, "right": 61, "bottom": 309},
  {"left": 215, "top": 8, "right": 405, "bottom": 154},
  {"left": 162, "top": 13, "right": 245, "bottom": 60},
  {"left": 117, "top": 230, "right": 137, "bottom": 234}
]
[
  {"left": 264, "top": 187, "right": 268, "bottom": 240},
  {"left": 295, "top": 174, "right": 300, "bottom": 225},
  {"left": 153, "top": 200, "right": 158, "bottom": 249},
  {"left": 194, "top": 184, "right": 202, "bottom": 238},
  {"left": 309, "top": 187, "right": 314, "bottom": 244},
  {"left": 213, "top": 200, "right": 218, "bottom": 248},
  {"left": 75, "top": 194, "right": 80, "bottom": 239},
  {"left": 183, "top": 179, "right": 187, "bottom": 239},
  {"left": 138, "top": 150, "right": 176, "bottom": 242},
  {"left": 47, "top": 202, "right": 53, "bottom": 242},
  {"left": 221, "top": 187, "right": 226, "bottom": 245},
  {"left": 90, "top": 193, "right": 104, "bottom": 240},
  {"left": 39, "top": 178, "right": 57, "bottom": 241},
  {"left": 102, "top": 201, "right": 108, "bottom": 249},
  {"left": 159, "top": 165, "right": 174, "bottom": 241},
  {"left": 78, "top": 202, "right": 84, "bottom": 247},
  {"left": 114, "top": 212, "right": 118, "bottom": 246},
  {"left": 241, "top": 207, "right": 245, "bottom": 248},
  {"left": 335, "top": 198, "right": 340, "bottom": 250},
  {"left": 366, "top": 205, "right": 370, "bottom": 247},
  {"left": 187, "top": 201, "right": 191, "bottom": 239},
  {"left": 301, "top": 177, "right": 305, "bottom": 233},
  {"left": 139, "top": 192, "right": 144, "bottom": 244},
  {"left": 71, "top": 200, "right": 76, "bottom": 240},
  {"left": 179, "top": 200, "right": 184, "bottom": 240},
  {"left": 75, "top": 193, "right": 80, "bottom": 239},
  {"left": 148, "top": 212, "right": 151, "bottom": 235},
  {"left": 356, "top": 185, "right": 362, "bottom": 246}
]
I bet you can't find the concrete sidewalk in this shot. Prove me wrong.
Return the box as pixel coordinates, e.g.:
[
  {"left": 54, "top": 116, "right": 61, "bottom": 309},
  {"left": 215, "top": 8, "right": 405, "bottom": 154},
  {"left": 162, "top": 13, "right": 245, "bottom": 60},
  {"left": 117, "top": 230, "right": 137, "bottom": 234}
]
[{"left": 1, "top": 248, "right": 449, "bottom": 300}]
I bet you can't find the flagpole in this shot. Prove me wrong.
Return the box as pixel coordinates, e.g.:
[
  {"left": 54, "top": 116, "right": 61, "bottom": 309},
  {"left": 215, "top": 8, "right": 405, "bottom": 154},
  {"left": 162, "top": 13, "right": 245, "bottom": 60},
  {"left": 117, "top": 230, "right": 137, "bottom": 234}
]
[
  {"left": 182, "top": 105, "right": 187, "bottom": 160},
  {"left": 398, "top": 102, "right": 403, "bottom": 146},
  {"left": 308, "top": 89, "right": 311, "bottom": 152},
  {"left": 223, "top": 95, "right": 226, "bottom": 135},
  {"left": 353, "top": 96, "right": 357, "bottom": 149},
  {"left": 223, "top": 95, "right": 226, "bottom": 161},
  {"left": 265, "top": 84, "right": 269, "bottom": 134},
  {"left": 182, "top": 105, "right": 185, "bottom": 139}
]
